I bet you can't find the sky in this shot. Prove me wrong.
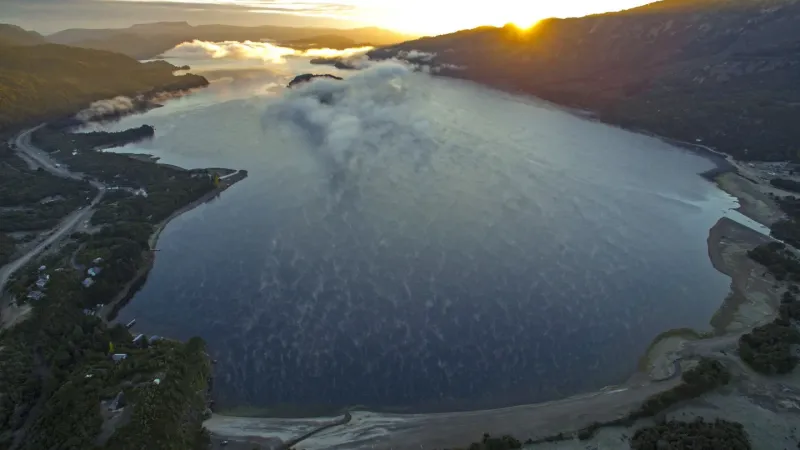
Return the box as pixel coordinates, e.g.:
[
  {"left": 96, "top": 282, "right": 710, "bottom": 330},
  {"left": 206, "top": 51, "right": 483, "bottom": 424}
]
[{"left": 3, "top": 0, "right": 655, "bottom": 35}]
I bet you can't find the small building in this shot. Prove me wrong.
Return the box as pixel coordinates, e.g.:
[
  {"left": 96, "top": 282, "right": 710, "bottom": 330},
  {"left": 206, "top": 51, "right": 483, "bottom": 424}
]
[
  {"left": 82, "top": 278, "right": 95, "bottom": 288},
  {"left": 92, "top": 257, "right": 103, "bottom": 264},
  {"left": 125, "top": 319, "right": 136, "bottom": 329},
  {"left": 132, "top": 334, "right": 146, "bottom": 346},
  {"left": 134, "top": 188, "right": 148, "bottom": 198},
  {"left": 35, "top": 279, "right": 48, "bottom": 289},
  {"left": 88, "top": 267, "right": 102, "bottom": 277},
  {"left": 148, "top": 335, "right": 162, "bottom": 344},
  {"left": 27, "top": 291, "right": 44, "bottom": 301},
  {"left": 111, "top": 353, "right": 128, "bottom": 363},
  {"left": 38, "top": 265, "right": 46, "bottom": 272}
]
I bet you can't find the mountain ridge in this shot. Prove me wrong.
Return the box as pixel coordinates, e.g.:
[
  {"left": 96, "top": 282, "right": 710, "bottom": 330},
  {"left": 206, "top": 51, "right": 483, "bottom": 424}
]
[
  {"left": 45, "top": 22, "right": 417, "bottom": 59},
  {"left": 371, "top": 0, "right": 800, "bottom": 161}
]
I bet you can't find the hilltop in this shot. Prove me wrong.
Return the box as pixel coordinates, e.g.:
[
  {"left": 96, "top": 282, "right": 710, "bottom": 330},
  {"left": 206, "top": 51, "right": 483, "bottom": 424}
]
[
  {"left": 0, "top": 40, "right": 208, "bottom": 130},
  {"left": 371, "top": 0, "right": 800, "bottom": 161},
  {"left": 0, "top": 24, "right": 46, "bottom": 46}
]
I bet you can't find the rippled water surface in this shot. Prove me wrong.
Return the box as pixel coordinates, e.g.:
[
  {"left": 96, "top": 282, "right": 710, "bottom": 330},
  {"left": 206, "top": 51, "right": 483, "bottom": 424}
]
[{"left": 100, "top": 61, "right": 739, "bottom": 412}]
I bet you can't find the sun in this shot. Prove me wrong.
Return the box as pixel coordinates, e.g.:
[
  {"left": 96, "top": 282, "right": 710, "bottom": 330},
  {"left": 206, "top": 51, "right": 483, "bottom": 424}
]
[
  {"left": 509, "top": 19, "right": 541, "bottom": 31},
  {"left": 363, "top": 0, "right": 544, "bottom": 36}
]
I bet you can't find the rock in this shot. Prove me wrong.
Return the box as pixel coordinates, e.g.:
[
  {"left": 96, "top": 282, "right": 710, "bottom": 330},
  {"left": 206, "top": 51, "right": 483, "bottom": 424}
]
[{"left": 287, "top": 73, "right": 343, "bottom": 88}]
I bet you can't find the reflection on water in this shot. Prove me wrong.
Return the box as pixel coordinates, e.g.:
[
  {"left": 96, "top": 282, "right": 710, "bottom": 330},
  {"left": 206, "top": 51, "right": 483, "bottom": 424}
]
[{"left": 103, "top": 68, "right": 737, "bottom": 412}]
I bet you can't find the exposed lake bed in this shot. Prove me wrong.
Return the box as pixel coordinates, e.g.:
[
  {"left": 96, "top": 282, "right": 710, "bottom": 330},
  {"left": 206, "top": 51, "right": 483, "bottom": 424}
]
[{"left": 86, "top": 60, "right": 784, "bottom": 421}]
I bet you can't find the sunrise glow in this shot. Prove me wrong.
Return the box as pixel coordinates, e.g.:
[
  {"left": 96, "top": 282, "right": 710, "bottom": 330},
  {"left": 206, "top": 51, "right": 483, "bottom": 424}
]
[{"left": 118, "top": 0, "right": 656, "bottom": 35}]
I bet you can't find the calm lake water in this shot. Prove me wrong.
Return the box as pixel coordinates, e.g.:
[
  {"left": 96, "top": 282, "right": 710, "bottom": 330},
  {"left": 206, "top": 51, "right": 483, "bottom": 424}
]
[{"left": 92, "top": 58, "right": 741, "bottom": 413}]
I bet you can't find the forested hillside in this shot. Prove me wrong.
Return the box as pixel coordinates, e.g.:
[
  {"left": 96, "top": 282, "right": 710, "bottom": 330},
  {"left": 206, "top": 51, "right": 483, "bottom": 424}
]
[
  {"left": 372, "top": 0, "right": 800, "bottom": 161},
  {"left": 0, "top": 24, "right": 46, "bottom": 46},
  {"left": 0, "top": 41, "right": 208, "bottom": 130}
]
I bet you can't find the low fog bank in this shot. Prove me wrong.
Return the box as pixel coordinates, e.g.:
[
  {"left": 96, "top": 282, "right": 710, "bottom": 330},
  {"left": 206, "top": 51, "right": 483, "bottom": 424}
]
[
  {"left": 263, "top": 61, "right": 438, "bottom": 180},
  {"left": 165, "top": 40, "right": 374, "bottom": 64},
  {"left": 75, "top": 91, "right": 193, "bottom": 122}
]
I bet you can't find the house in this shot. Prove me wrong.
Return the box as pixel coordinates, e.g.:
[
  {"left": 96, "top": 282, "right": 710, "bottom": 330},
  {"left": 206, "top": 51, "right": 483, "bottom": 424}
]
[
  {"left": 35, "top": 279, "right": 48, "bottom": 289},
  {"left": 38, "top": 265, "right": 46, "bottom": 272},
  {"left": 92, "top": 257, "right": 103, "bottom": 264},
  {"left": 132, "top": 334, "right": 146, "bottom": 346},
  {"left": 27, "top": 291, "right": 44, "bottom": 301},
  {"left": 82, "top": 278, "right": 95, "bottom": 288},
  {"left": 149, "top": 335, "right": 162, "bottom": 344},
  {"left": 87, "top": 267, "right": 102, "bottom": 277},
  {"left": 125, "top": 319, "right": 136, "bottom": 329},
  {"left": 111, "top": 353, "right": 128, "bottom": 363}
]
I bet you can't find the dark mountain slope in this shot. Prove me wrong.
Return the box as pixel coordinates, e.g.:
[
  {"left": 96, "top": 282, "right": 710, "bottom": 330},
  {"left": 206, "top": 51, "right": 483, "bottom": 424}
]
[
  {"left": 372, "top": 0, "right": 800, "bottom": 161},
  {"left": 0, "top": 43, "right": 208, "bottom": 130},
  {"left": 0, "top": 24, "right": 46, "bottom": 46}
]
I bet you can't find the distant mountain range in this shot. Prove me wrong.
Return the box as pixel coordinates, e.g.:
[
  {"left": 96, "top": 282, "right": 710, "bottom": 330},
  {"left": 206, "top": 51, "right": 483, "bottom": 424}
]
[
  {"left": 43, "top": 22, "right": 417, "bottom": 59},
  {"left": 0, "top": 24, "right": 46, "bottom": 46},
  {"left": 371, "top": 0, "right": 800, "bottom": 161}
]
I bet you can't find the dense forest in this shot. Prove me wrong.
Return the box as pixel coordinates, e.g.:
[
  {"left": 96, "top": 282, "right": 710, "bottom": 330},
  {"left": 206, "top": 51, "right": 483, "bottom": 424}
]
[
  {"left": 0, "top": 42, "right": 208, "bottom": 131},
  {"left": 631, "top": 419, "right": 750, "bottom": 450},
  {"left": 0, "top": 120, "right": 220, "bottom": 447},
  {"left": 0, "top": 142, "right": 95, "bottom": 264}
]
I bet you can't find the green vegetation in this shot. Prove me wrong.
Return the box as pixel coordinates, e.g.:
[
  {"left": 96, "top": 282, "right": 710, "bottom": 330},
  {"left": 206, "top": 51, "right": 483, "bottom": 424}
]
[
  {"left": 0, "top": 122, "right": 225, "bottom": 448},
  {"left": 770, "top": 178, "right": 800, "bottom": 194},
  {"left": 0, "top": 142, "right": 94, "bottom": 233},
  {"left": 633, "top": 359, "right": 731, "bottom": 419},
  {"left": 739, "top": 320, "right": 800, "bottom": 374},
  {"left": 0, "top": 42, "right": 208, "bottom": 130},
  {"left": 32, "top": 126, "right": 217, "bottom": 226},
  {"left": 737, "top": 288, "right": 800, "bottom": 375},
  {"left": 103, "top": 337, "right": 212, "bottom": 450},
  {"left": 631, "top": 418, "right": 750, "bottom": 450},
  {"left": 747, "top": 242, "right": 800, "bottom": 282},
  {"left": 0, "top": 206, "right": 213, "bottom": 450},
  {"left": 0, "top": 233, "right": 15, "bottom": 266},
  {"left": 444, "top": 433, "right": 522, "bottom": 450}
]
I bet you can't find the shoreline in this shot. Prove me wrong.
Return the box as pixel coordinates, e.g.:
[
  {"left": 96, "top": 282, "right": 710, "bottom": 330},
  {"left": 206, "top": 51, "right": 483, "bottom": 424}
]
[
  {"left": 101, "top": 169, "right": 248, "bottom": 322},
  {"left": 205, "top": 180, "right": 788, "bottom": 450},
  {"left": 202, "top": 96, "right": 794, "bottom": 448}
]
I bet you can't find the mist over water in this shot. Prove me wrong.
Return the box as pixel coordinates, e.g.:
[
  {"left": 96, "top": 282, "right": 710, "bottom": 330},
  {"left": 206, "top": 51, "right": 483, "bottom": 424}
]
[{"left": 100, "top": 57, "right": 739, "bottom": 412}]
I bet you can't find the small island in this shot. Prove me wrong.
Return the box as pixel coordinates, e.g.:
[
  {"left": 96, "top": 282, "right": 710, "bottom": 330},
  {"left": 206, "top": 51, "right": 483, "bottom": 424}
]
[{"left": 287, "top": 73, "right": 343, "bottom": 88}]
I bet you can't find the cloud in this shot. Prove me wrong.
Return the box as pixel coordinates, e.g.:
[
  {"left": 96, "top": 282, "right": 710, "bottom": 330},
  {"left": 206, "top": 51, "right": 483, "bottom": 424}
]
[
  {"left": 396, "top": 49, "right": 437, "bottom": 62},
  {"left": 164, "top": 40, "right": 372, "bottom": 63},
  {"left": 75, "top": 91, "right": 192, "bottom": 122},
  {"left": 263, "top": 61, "right": 436, "bottom": 184},
  {"left": 76, "top": 96, "right": 136, "bottom": 122}
]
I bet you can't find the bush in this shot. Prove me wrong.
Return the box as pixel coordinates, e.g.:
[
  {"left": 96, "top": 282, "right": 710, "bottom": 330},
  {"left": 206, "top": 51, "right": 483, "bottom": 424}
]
[
  {"left": 739, "top": 321, "right": 800, "bottom": 374},
  {"left": 631, "top": 418, "right": 750, "bottom": 450},
  {"left": 635, "top": 359, "right": 730, "bottom": 418}
]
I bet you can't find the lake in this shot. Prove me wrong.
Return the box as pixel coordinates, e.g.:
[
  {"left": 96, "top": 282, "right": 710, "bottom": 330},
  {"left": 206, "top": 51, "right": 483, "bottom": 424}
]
[{"left": 91, "top": 57, "right": 740, "bottom": 413}]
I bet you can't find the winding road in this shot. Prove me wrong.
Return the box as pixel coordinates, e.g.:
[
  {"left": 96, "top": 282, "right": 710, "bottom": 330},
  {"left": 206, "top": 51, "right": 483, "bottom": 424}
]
[{"left": 0, "top": 126, "right": 106, "bottom": 296}]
